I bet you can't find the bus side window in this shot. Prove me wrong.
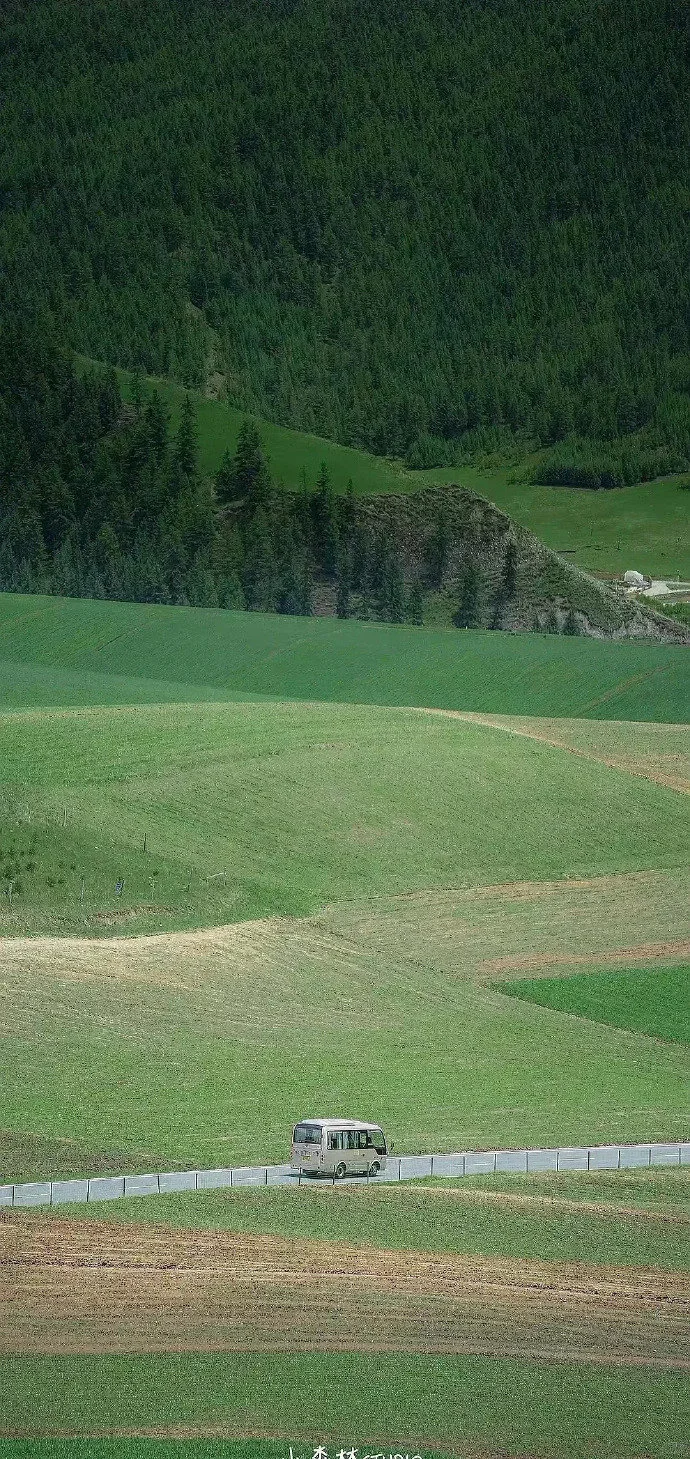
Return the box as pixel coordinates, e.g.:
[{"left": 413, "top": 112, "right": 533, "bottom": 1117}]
[{"left": 327, "top": 1132, "right": 337, "bottom": 1151}]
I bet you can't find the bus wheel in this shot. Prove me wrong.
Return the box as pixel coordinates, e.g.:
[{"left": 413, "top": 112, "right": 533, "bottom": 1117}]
[
  {"left": 334, "top": 1163, "right": 346, "bottom": 1180},
  {"left": 367, "top": 1161, "right": 380, "bottom": 1177}
]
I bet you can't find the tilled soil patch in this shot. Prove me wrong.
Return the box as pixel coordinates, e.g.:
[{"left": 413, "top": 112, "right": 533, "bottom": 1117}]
[{"left": 2, "top": 1215, "right": 689, "bottom": 1368}]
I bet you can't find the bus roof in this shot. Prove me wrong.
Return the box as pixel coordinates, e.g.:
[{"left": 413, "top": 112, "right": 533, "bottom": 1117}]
[{"left": 296, "top": 1118, "right": 382, "bottom": 1130}]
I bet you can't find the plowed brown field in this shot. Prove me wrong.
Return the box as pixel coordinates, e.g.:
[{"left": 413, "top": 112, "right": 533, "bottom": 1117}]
[{"left": 2, "top": 1214, "right": 689, "bottom": 1368}]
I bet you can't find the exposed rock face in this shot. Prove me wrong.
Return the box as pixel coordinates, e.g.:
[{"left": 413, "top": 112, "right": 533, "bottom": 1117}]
[{"left": 316, "top": 484, "right": 689, "bottom": 641}]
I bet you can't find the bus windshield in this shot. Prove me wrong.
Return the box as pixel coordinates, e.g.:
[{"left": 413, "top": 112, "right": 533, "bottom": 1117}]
[{"left": 293, "top": 1123, "right": 322, "bottom": 1145}]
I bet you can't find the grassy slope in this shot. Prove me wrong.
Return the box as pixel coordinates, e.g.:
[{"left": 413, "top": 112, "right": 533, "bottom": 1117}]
[
  {"left": 501, "top": 964, "right": 690, "bottom": 1042},
  {"left": 1, "top": 699, "right": 688, "bottom": 937},
  {"left": 112, "top": 366, "right": 690, "bottom": 578},
  {"left": 1, "top": 593, "right": 688, "bottom": 721},
  {"left": 1, "top": 1353, "right": 688, "bottom": 1457},
  {"left": 2, "top": 867, "right": 688, "bottom": 1176}
]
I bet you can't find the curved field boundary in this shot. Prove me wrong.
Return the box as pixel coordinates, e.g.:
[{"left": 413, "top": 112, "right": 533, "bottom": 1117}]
[{"left": 2, "top": 1141, "right": 688, "bottom": 1209}]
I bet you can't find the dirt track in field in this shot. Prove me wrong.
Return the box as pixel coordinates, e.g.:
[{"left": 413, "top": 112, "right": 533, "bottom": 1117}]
[
  {"left": 2, "top": 1214, "right": 689, "bottom": 1368},
  {"left": 415, "top": 708, "right": 690, "bottom": 794}
]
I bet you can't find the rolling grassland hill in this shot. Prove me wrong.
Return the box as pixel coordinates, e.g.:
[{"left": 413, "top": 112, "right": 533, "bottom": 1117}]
[{"left": 2, "top": 2, "right": 689, "bottom": 1453}]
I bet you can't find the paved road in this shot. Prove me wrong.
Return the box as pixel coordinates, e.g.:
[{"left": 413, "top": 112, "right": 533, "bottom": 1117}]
[{"left": 2, "top": 1140, "right": 688, "bottom": 1208}]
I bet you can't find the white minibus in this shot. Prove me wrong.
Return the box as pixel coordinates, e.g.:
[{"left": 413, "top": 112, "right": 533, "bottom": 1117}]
[{"left": 291, "top": 1118, "right": 389, "bottom": 1178}]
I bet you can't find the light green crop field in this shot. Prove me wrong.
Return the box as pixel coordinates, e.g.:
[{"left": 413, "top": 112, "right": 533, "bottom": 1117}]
[
  {"left": 1, "top": 592, "right": 688, "bottom": 720},
  {"left": 501, "top": 964, "right": 690, "bottom": 1043},
  {"left": 457, "top": 711, "right": 690, "bottom": 791},
  {"left": 110, "top": 363, "right": 690, "bottom": 577}
]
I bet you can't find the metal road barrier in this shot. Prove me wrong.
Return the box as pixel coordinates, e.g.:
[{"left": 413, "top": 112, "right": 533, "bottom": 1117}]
[{"left": 1, "top": 1141, "right": 688, "bottom": 1208}]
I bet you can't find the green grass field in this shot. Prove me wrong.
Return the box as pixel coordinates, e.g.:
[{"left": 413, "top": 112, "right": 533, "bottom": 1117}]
[
  {"left": 0, "top": 628, "right": 688, "bottom": 1174},
  {"left": 110, "top": 363, "right": 690, "bottom": 578},
  {"left": 3, "top": 1352, "right": 688, "bottom": 1457},
  {"left": 501, "top": 964, "right": 690, "bottom": 1043},
  {"left": 1, "top": 589, "right": 689, "bottom": 1457},
  {"left": 1, "top": 592, "right": 688, "bottom": 720}
]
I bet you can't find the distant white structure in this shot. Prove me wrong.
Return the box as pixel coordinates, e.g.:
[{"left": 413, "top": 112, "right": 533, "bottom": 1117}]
[{"left": 623, "top": 569, "right": 655, "bottom": 594}]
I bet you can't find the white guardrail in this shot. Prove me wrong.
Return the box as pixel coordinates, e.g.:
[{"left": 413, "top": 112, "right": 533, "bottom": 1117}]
[{"left": 1, "top": 1141, "right": 689, "bottom": 1208}]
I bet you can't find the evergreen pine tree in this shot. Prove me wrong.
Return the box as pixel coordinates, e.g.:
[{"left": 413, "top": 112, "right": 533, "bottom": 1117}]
[
  {"left": 232, "top": 420, "right": 270, "bottom": 506},
  {"left": 311, "top": 462, "right": 339, "bottom": 574},
  {"left": 382, "top": 550, "right": 405, "bottom": 623},
  {"left": 220, "top": 570, "right": 246, "bottom": 610},
  {"left": 172, "top": 394, "right": 199, "bottom": 486},
  {"left": 214, "top": 448, "right": 236, "bottom": 505},
  {"left": 242, "top": 507, "right": 278, "bottom": 610},
  {"left": 455, "top": 558, "right": 482, "bottom": 628},
  {"left": 298, "top": 555, "right": 313, "bottom": 616},
  {"left": 406, "top": 577, "right": 424, "bottom": 625},
  {"left": 426, "top": 511, "right": 449, "bottom": 588},
  {"left": 145, "top": 392, "right": 170, "bottom": 469},
  {"left": 336, "top": 545, "right": 351, "bottom": 618}
]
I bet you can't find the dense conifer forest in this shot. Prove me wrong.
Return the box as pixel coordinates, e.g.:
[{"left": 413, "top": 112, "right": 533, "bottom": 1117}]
[{"left": 2, "top": 0, "right": 689, "bottom": 478}]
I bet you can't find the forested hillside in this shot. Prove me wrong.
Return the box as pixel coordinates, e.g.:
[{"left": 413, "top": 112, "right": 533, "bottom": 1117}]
[
  {"left": 1, "top": 326, "right": 683, "bottom": 639},
  {"left": 2, "top": 0, "right": 689, "bottom": 475}
]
